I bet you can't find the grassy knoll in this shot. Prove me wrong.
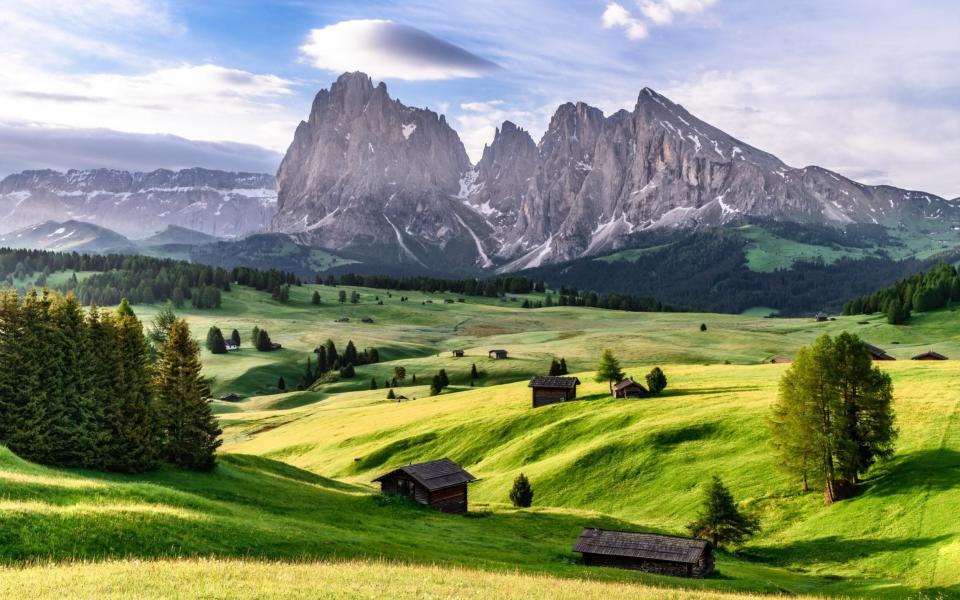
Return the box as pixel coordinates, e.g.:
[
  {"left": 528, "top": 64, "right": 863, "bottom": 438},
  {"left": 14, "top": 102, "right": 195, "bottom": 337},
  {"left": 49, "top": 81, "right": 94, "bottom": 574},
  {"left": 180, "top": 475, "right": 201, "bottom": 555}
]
[
  {"left": 0, "top": 559, "right": 836, "bottom": 600},
  {"left": 4, "top": 282, "right": 960, "bottom": 597}
]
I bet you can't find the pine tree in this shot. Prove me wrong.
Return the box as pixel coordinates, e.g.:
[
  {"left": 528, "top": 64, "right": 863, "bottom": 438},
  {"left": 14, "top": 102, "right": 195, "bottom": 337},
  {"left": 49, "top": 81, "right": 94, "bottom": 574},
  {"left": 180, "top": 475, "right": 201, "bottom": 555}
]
[
  {"left": 101, "top": 299, "right": 160, "bottom": 473},
  {"left": 387, "top": 388, "right": 396, "bottom": 400},
  {"left": 206, "top": 326, "right": 227, "bottom": 354},
  {"left": 438, "top": 369, "right": 449, "bottom": 388},
  {"left": 277, "top": 376, "right": 286, "bottom": 390},
  {"left": 393, "top": 366, "right": 406, "bottom": 384},
  {"left": 509, "top": 473, "right": 534, "bottom": 508},
  {"left": 645, "top": 367, "right": 668, "bottom": 395},
  {"left": 411, "top": 373, "right": 417, "bottom": 384},
  {"left": 370, "top": 377, "right": 378, "bottom": 390},
  {"left": 344, "top": 340, "right": 358, "bottom": 365},
  {"left": 471, "top": 363, "right": 479, "bottom": 380},
  {"left": 549, "top": 359, "right": 561, "bottom": 376},
  {"left": 430, "top": 375, "right": 443, "bottom": 396},
  {"left": 256, "top": 329, "right": 273, "bottom": 351},
  {"left": 594, "top": 349, "right": 625, "bottom": 395},
  {"left": 46, "top": 292, "right": 94, "bottom": 466},
  {"left": 251, "top": 326, "right": 260, "bottom": 346},
  {"left": 687, "top": 476, "right": 759, "bottom": 548},
  {"left": 339, "top": 363, "right": 355, "bottom": 378},
  {"left": 154, "top": 319, "right": 222, "bottom": 471},
  {"left": 147, "top": 301, "right": 178, "bottom": 355},
  {"left": 558, "top": 358, "right": 568, "bottom": 375},
  {"left": 230, "top": 329, "right": 241, "bottom": 348},
  {"left": 700, "top": 323, "right": 707, "bottom": 332},
  {"left": 325, "top": 339, "right": 338, "bottom": 365},
  {"left": 312, "top": 290, "right": 321, "bottom": 305},
  {"left": 315, "top": 346, "right": 328, "bottom": 374}
]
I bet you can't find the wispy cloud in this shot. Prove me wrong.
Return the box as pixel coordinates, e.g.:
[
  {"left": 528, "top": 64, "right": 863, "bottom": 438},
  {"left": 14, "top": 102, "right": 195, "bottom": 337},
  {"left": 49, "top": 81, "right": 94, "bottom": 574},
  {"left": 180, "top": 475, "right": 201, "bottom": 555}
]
[
  {"left": 300, "top": 19, "right": 499, "bottom": 81},
  {"left": 603, "top": 0, "right": 717, "bottom": 40},
  {"left": 602, "top": 4, "right": 648, "bottom": 40},
  {"left": 0, "top": 122, "right": 282, "bottom": 176}
]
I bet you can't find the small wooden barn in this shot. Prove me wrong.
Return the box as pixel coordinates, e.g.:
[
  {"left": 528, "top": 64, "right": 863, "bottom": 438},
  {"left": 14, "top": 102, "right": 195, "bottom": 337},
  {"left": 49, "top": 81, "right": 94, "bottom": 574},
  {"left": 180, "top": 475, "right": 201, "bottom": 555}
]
[
  {"left": 573, "top": 528, "right": 714, "bottom": 578},
  {"left": 815, "top": 312, "right": 829, "bottom": 322},
  {"left": 529, "top": 375, "right": 581, "bottom": 408},
  {"left": 866, "top": 344, "right": 895, "bottom": 361},
  {"left": 613, "top": 378, "right": 651, "bottom": 399},
  {"left": 488, "top": 349, "right": 508, "bottom": 359},
  {"left": 912, "top": 350, "right": 948, "bottom": 361},
  {"left": 372, "top": 458, "right": 477, "bottom": 514},
  {"left": 452, "top": 349, "right": 465, "bottom": 357}
]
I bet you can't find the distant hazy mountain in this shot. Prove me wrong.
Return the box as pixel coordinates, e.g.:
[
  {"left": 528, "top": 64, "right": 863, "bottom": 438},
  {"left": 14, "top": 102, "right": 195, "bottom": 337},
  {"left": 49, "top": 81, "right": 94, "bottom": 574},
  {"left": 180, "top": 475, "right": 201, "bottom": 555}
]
[
  {"left": 0, "top": 220, "right": 137, "bottom": 254},
  {"left": 140, "top": 225, "right": 220, "bottom": 246},
  {"left": 0, "top": 167, "right": 276, "bottom": 239},
  {"left": 272, "top": 72, "right": 960, "bottom": 271}
]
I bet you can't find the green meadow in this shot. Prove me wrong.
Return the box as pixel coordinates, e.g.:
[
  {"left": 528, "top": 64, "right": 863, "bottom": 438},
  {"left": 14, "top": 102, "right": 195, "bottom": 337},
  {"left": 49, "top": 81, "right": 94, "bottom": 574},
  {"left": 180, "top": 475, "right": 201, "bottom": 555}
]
[{"left": 2, "top": 280, "right": 959, "bottom": 598}]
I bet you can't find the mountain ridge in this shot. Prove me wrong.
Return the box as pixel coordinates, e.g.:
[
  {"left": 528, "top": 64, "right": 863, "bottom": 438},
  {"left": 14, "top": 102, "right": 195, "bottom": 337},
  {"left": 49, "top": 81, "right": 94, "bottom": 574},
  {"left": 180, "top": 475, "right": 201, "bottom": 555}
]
[
  {"left": 271, "top": 73, "right": 960, "bottom": 271},
  {"left": 0, "top": 167, "right": 276, "bottom": 239}
]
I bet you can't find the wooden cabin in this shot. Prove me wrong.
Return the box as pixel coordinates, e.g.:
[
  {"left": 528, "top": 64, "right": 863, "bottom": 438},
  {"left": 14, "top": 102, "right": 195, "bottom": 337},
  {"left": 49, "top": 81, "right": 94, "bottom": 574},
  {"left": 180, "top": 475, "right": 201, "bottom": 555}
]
[
  {"left": 866, "top": 344, "right": 895, "bottom": 361},
  {"left": 573, "top": 529, "right": 714, "bottom": 578},
  {"left": 225, "top": 342, "right": 239, "bottom": 352},
  {"left": 452, "top": 349, "right": 465, "bottom": 357},
  {"left": 270, "top": 342, "right": 283, "bottom": 351},
  {"left": 488, "top": 349, "right": 508, "bottom": 359},
  {"left": 529, "top": 376, "right": 581, "bottom": 408},
  {"left": 613, "top": 378, "right": 651, "bottom": 399},
  {"left": 372, "top": 458, "right": 477, "bottom": 514},
  {"left": 815, "top": 312, "right": 829, "bottom": 322},
  {"left": 912, "top": 350, "right": 948, "bottom": 361}
]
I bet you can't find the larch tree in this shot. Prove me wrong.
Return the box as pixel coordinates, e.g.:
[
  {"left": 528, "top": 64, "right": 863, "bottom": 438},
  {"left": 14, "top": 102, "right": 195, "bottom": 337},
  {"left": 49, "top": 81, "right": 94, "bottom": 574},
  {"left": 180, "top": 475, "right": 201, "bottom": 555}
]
[
  {"left": 154, "top": 319, "right": 222, "bottom": 471},
  {"left": 594, "top": 349, "right": 625, "bottom": 395}
]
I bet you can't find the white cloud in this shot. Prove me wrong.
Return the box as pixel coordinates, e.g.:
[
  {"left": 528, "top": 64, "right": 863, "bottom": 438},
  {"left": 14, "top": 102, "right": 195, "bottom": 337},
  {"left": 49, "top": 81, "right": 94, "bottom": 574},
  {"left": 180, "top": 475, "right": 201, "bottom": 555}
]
[
  {"left": 604, "top": 0, "right": 717, "bottom": 40},
  {"left": 300, "top": 19, "right": 499, "bottom": 81},
  {"left": 454, "top": 100, "right": 537, "bottom": 162},
  {"left": 602, "top": 3, "right": 648, "bottom": 40},
  {"left": 0, "top": 62, "right": 300, "bottom": 153}
]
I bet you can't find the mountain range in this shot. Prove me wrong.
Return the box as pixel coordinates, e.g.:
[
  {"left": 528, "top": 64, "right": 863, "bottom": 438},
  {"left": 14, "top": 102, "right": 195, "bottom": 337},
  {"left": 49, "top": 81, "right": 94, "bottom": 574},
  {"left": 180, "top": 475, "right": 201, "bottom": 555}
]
[
  {"left": 270, "top": 72, "right": 960, "bottom": 272},
  {"left": 0, "top": 168, "right": 276, "bottom": 239}
]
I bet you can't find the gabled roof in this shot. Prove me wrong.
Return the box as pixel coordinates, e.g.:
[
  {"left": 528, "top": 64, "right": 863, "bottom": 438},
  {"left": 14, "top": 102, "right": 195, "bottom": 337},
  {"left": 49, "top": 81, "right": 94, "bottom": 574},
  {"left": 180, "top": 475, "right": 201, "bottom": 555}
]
[
  {"left": 912, "top": 350, "right": 948, "bottom": 360},
  {"left": 866, "top": 344, "right": 895, "bottom": 360},
  {"left": 372, "top": 458, "right": 477, "bottom": 492},
  {"left": 573, "top": 529, "right": 710, "bottom": 565},
  {"left": 613, "top": 377, "right": 648, "bottom": 391},
  {"left": 489, "top": 349, "right": 507, "bottom": 353},
  {"left": 528, "top": 376, "right": 581, "bottom": 388}
]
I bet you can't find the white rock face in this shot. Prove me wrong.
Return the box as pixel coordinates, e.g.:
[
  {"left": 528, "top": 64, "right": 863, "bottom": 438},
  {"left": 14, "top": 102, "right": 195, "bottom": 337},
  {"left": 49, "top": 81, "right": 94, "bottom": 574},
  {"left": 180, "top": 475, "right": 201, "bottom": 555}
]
[
  {"left": 272, "top": 73, "right": 960, "bottom": 271},
  {"left": 0, "top": 167, "right": 275, "bottom": 238}
]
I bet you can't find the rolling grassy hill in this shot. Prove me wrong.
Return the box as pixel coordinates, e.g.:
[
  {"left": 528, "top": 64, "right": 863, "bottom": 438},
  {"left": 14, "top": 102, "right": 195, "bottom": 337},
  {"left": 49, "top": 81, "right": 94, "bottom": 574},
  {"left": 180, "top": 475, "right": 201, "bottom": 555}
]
[{"left": 2, "top": 281, "right": 959, "bottom": 598}]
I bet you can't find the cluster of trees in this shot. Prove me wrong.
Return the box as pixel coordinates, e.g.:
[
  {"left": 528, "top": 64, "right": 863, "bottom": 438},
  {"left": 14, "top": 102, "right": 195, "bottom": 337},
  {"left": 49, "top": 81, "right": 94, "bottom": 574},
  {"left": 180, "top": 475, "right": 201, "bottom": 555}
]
[
  {"left": 205, "top": 325, "right": 241, "bottom": 354},
  {"left": 555, "top": 288, "right": 681, "bottom": 313},
  {"left": 338, "top": 290, "right": 361, "bottom": 303},
  {"left": 594, "top": 350, "right": 667, "bottom": 396},
  {"left": 300, "top": 339, "right": 381, "bottom": 390},
  {"left": 0, "top": 290, "right": 220, "bottom": 472},
  {"left": 320, "top": 273, "right": 545, "bottom": 297},
  {"left": 769, "top": 332, "right": 896, "bottom": 503},
  {"left": 524, "top": 229, "right": 945, "bottom": 315},
  {"left": 249, "top": 326, "right": 277, "bottom": 352},
  {"left": 429, "top": 369, "right": 450, "bottom": 396},
  {"left": 843, "top": 262, "right": 960, "bottom": 324},
  {"left": 232, "top": 266, "right": 301, "bottom": 291},
  {"left": 271, "top": 285, "right": 291, "bottom": 303},
  {"left": 548, "top": 357, "right": 569, "bottom": 376}
]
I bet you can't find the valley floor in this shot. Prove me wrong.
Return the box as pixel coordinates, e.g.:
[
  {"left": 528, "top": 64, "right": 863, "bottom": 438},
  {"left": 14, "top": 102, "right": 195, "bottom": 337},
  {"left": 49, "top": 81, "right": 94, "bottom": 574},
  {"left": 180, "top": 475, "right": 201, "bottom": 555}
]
[{"left": 2, "top": 282, "right": 959, "bottom": 598}]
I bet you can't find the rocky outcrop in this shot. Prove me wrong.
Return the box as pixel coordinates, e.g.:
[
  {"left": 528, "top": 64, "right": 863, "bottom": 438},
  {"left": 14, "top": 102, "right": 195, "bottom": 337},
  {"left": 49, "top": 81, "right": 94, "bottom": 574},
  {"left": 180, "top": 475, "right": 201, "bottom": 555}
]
[
  {"left": 272, "top": 72, "right": 960, "bottom": 271},
  {"left": 0, "top": 168, "right": 275, "bottom": 238},
  {"left": 273, "top": 72, "right": 491, "bottom": 270}
]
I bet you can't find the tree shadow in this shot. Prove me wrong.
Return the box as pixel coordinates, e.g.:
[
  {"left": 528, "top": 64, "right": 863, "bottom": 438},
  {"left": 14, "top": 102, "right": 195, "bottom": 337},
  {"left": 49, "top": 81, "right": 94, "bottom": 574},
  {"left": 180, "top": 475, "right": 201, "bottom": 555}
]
[
  {"left": 860, "top": 448, "right": 960, "bottom": 497},
  {"left": 747, "top": 534, "right": 952, "bottom": 566}
]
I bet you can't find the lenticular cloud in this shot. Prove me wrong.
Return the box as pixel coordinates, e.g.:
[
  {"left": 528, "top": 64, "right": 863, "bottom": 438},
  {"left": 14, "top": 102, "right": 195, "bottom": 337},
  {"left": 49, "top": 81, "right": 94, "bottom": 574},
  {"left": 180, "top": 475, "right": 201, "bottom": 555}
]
[{"left": 300, "top": 19, "right": 498, "bottom": 81}]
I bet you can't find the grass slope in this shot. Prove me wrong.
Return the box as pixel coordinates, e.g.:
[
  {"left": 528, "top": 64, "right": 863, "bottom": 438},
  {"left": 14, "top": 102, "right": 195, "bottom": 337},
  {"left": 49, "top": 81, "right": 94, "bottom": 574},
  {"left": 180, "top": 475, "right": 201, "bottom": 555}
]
[{"left": 4, "top": 282, "right": 960, "bottom": 597}]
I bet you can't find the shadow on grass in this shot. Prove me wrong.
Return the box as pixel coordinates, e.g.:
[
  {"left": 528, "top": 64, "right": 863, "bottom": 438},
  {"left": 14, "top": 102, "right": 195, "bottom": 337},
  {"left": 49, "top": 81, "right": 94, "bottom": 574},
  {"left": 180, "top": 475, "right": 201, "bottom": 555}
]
[
  {"left": 747, "top": 534, "right": 952, "bottom": 566},
  {"left": 859, "top": 448, "right": 960, "bottom": 497}
]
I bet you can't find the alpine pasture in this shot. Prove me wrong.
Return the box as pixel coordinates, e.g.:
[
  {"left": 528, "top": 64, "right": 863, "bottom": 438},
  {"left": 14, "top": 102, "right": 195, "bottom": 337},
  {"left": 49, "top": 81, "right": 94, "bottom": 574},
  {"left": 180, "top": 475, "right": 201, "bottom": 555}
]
[{"left": 2, "top": 281, "right": 959, "bottom": 598}]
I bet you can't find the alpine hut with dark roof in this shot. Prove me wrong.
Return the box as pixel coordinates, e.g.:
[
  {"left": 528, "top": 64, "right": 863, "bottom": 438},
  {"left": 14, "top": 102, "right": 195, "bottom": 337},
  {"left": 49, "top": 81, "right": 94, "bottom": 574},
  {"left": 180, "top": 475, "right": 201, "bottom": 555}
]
[
  {"left": 372, "top": 458, "right": 477, "bottom": 514},
  {"left": 613, "top": 378, "right": 651, "bottom": 399},
  {"left": 528, "top": 375, "right": 581, "bottom": 408},
  {"left": 866, "top": 344, "right": 895, "bottom": 361},
  {"left": 912, "top": 350, "right": 948, "bottom": 361},
  {"left": 573, "top": 528, "right": 714, "bottom": 578}
]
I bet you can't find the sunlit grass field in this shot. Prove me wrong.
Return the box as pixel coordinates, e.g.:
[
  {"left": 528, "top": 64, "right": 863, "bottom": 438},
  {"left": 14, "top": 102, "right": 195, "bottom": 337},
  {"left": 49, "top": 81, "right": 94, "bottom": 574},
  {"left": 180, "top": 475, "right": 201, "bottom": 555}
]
[{"left": 2, "top": 280, "right": 959, "bottom": 598}]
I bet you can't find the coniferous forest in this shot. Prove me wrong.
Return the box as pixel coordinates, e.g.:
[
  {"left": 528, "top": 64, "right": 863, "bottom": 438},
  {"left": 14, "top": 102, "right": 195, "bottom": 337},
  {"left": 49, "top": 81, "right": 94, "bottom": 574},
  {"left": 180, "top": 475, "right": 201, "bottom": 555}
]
[
  {"left": 843, "top": 262, "right": 960, "bottom": 321},
  {"left": 0, "top": 288, "right": 220, "bottom": 473}
]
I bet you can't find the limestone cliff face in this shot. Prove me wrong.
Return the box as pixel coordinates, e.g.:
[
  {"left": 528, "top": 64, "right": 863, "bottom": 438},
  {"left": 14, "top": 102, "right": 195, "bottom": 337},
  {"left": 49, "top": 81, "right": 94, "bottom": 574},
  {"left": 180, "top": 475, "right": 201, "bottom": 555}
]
[
  {"left": 272, "top": 72, "right": 960, "bottom": 271},
  {"left": 273, "top": 72, "right": 491, "bottom": 270}
]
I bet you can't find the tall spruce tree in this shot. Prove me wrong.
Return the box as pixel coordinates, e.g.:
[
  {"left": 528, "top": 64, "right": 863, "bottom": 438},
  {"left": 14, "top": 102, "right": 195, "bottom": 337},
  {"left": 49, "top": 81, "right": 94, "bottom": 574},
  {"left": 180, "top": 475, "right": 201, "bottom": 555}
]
[
  {"left": 102, "top": 299, "right": 160, "bottom": 473},
  {"left": 154, "top": 319, "right": 222, "bottom": 471},
  {"left": 687, "top": 476, "right": 759, "bottom": 548},
  {"left": 230, "top": 329, "right": 241, "bottom": 348},
  {"left": 147, "top": 301, "right": 178, "bottom": 355}
]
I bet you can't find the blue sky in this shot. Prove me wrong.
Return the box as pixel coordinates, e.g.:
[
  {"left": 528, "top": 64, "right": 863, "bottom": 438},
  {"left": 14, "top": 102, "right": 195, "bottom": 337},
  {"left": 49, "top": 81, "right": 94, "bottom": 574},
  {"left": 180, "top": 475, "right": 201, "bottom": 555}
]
[{"left": 1, "top": 0, "right": 958, "bottom": 197}]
